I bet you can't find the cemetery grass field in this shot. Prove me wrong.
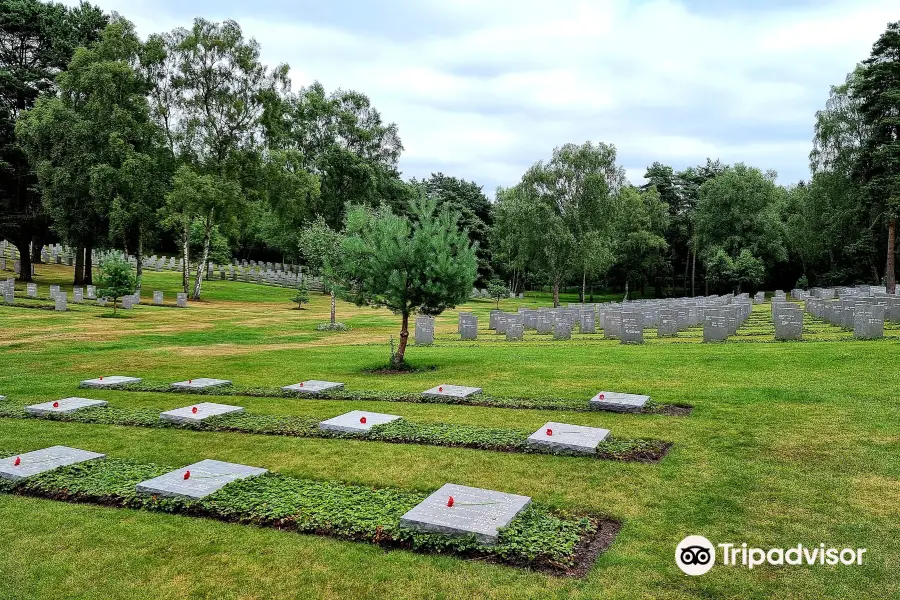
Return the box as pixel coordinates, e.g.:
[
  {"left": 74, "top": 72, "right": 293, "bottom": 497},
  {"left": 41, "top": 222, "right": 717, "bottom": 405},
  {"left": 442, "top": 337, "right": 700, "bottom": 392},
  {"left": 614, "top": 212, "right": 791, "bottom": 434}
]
[{"left": 1, "top": 266, "right": 898, "bottom": 599}]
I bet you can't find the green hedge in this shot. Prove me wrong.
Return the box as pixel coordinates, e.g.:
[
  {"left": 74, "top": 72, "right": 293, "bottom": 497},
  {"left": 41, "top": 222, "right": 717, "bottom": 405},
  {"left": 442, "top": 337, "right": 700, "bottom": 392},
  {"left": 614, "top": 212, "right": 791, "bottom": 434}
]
[
  {"left": 0, "top": 400, "right": 670, "bottom": 462},
  {"left": 0, "top": 451, "right": 611, "bottom": 573},
  {"left": 95, "top": 381, "right": 692, "bottom": 415}
]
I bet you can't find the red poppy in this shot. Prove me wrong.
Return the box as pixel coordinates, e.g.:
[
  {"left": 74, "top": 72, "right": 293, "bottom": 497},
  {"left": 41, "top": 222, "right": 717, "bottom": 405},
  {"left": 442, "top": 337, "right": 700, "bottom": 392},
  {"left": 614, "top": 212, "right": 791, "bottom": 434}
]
[
  {"left": 599, "top": 393, "right": 605, "bottom": 400},
  {"left": 183, "top": 470, "right": 191, "bottom": 480},
  {"left": 299, "top": 382, "right": 304, "bottom": 387},
  {"left": 438, "top": 386, "right": 443, "bottom": 392},
  {"left": 360, "top": 416, "right": 367, "bottom": 424},
  {"left": 546, "top": 428, "right": 553, "bottom": 436},
  {"left": 99, "top": 376, "right": 104, "bottom": 380},
  {"left": 447, "top": 496, "right": 454, "bottom": 507},
  {"left": 53, "top": 402, "right": 59, "bottom": 408},
  {"left": 14, "top": 456, "right": 21, "bottom": 466},
  {"left": 191, "top": 406, "right": 198, "bottom": 414}
]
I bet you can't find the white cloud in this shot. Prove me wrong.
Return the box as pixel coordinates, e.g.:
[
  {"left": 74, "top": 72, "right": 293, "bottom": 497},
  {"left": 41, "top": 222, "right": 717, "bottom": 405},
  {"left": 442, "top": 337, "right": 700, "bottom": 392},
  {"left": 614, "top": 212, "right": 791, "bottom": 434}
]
[{"left": 63, "top": 0, "right": 899, "bottom": 191}]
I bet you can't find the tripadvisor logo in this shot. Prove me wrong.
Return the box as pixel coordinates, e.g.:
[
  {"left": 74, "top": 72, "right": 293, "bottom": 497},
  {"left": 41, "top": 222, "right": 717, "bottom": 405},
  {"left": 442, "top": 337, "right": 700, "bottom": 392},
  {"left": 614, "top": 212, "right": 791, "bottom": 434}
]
[{"left": 676, "top": 536, "right": 867, "bottom": 576}]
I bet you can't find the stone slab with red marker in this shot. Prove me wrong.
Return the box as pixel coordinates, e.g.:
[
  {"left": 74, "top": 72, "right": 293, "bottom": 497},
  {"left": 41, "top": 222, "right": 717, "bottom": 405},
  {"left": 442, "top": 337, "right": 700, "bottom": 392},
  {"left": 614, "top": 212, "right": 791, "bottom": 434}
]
[
  {"left": 80, "top": 375, "right": 142, "bottom": 388},
  {"left": 421, "top": 384, "right": 483, "bottom": 400},
  {"left": 160, "top": 402, "right": 244, "bottom": 424},
  {"left": 588, "top": 391, "right": 649, "bottom": 412},
  {"left": 0, "top": 446, "right": 105, "bottom": 482},
  {"left": 318, "top": 410, "right": 401, "bottom": 434},
  {"left": 281, "top": 380, "right": 344, "bottom": 394},
  {"left": 25, "top": 397, "right": 108, "bottom": 416},
  {"left": 526, "top": 421, "right": 610, "bottom": 454},
  {"left": 135, "top": 459, "right": 267, "bottom": 499},
  {"left": 171, "top": 378, "right": 232, "bottom": 390},
  {"left": 399, "top": 483, "right": 531, "bottom": 545}
]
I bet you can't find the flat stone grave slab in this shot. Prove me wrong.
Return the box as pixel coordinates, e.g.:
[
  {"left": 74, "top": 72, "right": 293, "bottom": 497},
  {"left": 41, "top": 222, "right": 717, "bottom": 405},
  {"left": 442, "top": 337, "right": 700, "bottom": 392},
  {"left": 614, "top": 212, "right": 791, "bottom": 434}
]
[
  {"left": 422, "top": 384, "right": 483, "bottom": 399},
  {"left": 160, "top": 402, "right": 244, "bottom": 424},
  {"left": 171, "top": 378, "right": 232, "bottom": 390},
  {"left": 0, "top": 446, "right": 105, "bottom": 482},
  {"left": 526, "top": 422, "right": 611, "bottom": 454},
  {"left": 400, "top": 483, "right": 531, "bottom": 545},
  {"left": 589, "top": 391, "right": 650, "bottom": 413},
  {"left": 25, "top": 397, "right": 108, "bottom": 416},
  {"left": 319, "top": 410, "right": 402, "bottom": 434},
  {"left": 135, "top": 459, "right": 267, "bottom": 499},
  {"left": 281, "top": 380, "right": 345, "bottom": 394},
  {"left": 81, "top": 375, "right": 142, "bottom": 388}
]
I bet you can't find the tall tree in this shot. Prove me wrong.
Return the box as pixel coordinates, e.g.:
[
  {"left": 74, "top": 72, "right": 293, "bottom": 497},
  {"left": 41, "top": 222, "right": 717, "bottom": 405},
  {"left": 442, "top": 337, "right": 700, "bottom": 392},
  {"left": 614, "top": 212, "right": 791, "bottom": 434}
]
[
  {"left": 614, "top": 185, "right": 669, "bottom": 297},
  {"left": 0, "top": 0, "right": 106, "bottom": 282},
  {"left": 853, "top": 21, "right": 900, "bottom": 292},
  {"left": 337, "top": 197, "right": 476, "bottom": 366},
  {"left": 298, "top": 216, "right": 343, "bottom": 325}
]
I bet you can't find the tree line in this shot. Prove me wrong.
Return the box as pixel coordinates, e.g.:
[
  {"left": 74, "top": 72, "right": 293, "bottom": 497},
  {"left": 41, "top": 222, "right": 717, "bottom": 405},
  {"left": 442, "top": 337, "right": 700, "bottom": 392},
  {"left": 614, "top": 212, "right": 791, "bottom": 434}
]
[{"left": 1, "top": 1, "right": 897, "bottom": 304}]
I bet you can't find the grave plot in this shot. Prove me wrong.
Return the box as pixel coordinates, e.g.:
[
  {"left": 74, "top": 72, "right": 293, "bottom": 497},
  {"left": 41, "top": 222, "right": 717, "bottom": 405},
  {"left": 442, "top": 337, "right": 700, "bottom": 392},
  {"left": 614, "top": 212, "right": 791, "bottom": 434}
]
[
  {"left": 400, "top": 483, "right": 532, "bottom": 545},
  {"left": 171, "top": 378, "right": 232, "bottom": 390},
  {"left": 527, "top": 422, "right": 611, "bottom": 455},
  {"left": 589, "top": 391, "right": 650, "bottom": 413},
  {"left": 422, "top": 384, "right": 483, "bottom": 399},
  {"left": 25, "top": 397, "right": 107, "bottom": 416},
  {"left": 319, "top": 410, "right": 401, "bottom": 434},
  {"left": 160, "top": 402, "right": 244, "bottom": 424},
  {"left": 0, "top": 446, "right": 105, "bottom": 482},
  {"left": 135, "top": 459, "right": 267, "bottom": 499},
  {"left": 282, "top": 380, "right": 344, "bottom": 394},
  {"left": 81, "top": 375, "right": 142, "bottom": 388}
]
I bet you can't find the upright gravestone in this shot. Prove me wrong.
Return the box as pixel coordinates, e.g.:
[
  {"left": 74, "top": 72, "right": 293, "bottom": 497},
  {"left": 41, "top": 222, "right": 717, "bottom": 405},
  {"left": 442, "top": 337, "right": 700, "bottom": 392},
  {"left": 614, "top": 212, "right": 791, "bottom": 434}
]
[
  {"left": 176, "top": 293, "right": 188, "bottom": 308},
  {"left": 579, "top": 310, "right": 596, "bottom": 334},
  {"left": 26, "top": 283, "right": 37, "bottom": 298},
  {"left": 552, "top": 321, "right": 571, "bottom": 340},
  {"left": 458, "top": 312, "right": 478, "bottom": 340},
  {"left": 603, "top": 310, "right": 622, "bottom": 339},
  {"left": 535, "top": 311, "right": 553, "bottom": 334},
  {"left": 658, "top": 309, "right": 677, "bottom": 337},
  {"left": 495, "top": 313, "right": 508, "bottom": 335},
  {"left": 620, "top": 310, "right": 644, "bottom": 344},
  {"left": 73, "top": 287, "right": 83, "bottom": 303},
  {"left": 773, "top": 307, "right": 803, "bottom": 341},
  {"left": 121, "top": 295, "right": 134, "bottom": 310},
  {"left": 853, "top": 304, "right": 884, "bottom": 340},
  {"left": 54, "top": 293, "right": 67, "bottom": 312},
  {"left": 414, "top": 315, "right": 435, "bottom": 346},
  {"left": 703, "top": 309, "right": 728, "bottom": 342},
  {"left": 153, "top": 290, "right": 164, "bottom": 305},
  {"left": 506, "top": 315, "right": 524, "bottom": 341}
]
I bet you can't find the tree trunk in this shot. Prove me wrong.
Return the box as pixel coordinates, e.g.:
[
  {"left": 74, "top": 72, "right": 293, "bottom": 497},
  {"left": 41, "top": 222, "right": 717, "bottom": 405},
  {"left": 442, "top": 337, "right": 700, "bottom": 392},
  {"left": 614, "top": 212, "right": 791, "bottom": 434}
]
[
  {"left": 624, "top": 280, "right": 629, "bottom": 302},
  {"left": 192, "top": 210, "right": 213, "bottom": 300},
  {"left": 552, "top": 281, "right": 560, "bottom": 307},
  {"left": 394, "top": 311, "right": 410, "bottom": 366},
  {"left": 581, "top": 271, "right": 586, "bottom": 303},
  {"left": 74, "top": 245, "right": 84, "bottom": 285},
  {"left": 182, "top": 217, "right": 191, "bottom": 294},
  {"left": 691, "top": 249, "right": 696, "bottom": 297},
  {"left": 683, "top": 255, "right": 689, "bottom": 297},
  {"left": 330, "top": 289, "right": 336, "bottom": 324},
  {"left": 84, "top": 246, "right": 93, "bottom": 285},
  {"left": 31, "top": 236, "right": 41, "bottom": 264},
  {"left": 886, "top": 218, "right": 896, "bottom": 294},
  {"left": 135, "top": 226, "right": 143, "bottom": 292},
  {"left": 12, "top": 238, "right": 33, "bottom": 282}
]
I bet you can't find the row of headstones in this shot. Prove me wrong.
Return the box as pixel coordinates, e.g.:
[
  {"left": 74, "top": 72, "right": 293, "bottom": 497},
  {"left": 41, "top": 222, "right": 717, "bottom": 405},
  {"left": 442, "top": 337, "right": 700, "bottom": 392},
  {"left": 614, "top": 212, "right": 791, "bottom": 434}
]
[
  {"left": 470, "top": 288, "right": 525, "bottom": 300},
  {"left": 804, "top": 297, "right": 894, "bottom": 339},
  {"left": 4, "top": 284, "right": 188, "bottom": 311}
]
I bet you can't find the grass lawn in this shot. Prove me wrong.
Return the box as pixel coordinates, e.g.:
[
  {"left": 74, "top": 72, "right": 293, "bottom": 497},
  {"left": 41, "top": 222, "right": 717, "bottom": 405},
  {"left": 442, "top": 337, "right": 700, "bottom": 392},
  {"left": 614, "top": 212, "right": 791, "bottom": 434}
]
[{"left": 0, "top": 263, "right": 897, "bottom": 599}]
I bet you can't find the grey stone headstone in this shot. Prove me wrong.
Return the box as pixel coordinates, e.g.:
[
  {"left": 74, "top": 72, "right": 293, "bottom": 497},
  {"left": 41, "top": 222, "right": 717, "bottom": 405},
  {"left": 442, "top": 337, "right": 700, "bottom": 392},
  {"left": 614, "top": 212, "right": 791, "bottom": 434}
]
[
  {"left": 26, "top": 283, "right": 37, "bottom": 298},
  {"left": 703, "top": 310, "right": 728, "bottom": 342},
  {"left": 603, "top": 310, "right": 622, "bottom": 339},
  {"left": 589, "top": 391, "right": 649, "bottom": 413},
  {"left": 505, "top": 315, "right": 524, "bottom": 341},
  {"left": 153, "top": 291, "right": 164, "bottom": 305},
  {"left": 773, "top": 308, "right": 803, "bottom": 341},
  {"left": 0, "top": 446, "right": 105, "bottom": 482},
  {"left": 853, "top": 305, "right": 884, "bottom": 340},
  {"left": 399, "top": 483, "right": 531, "bottom": 545},
  {"left": 176, "top": 293, "right": 188, "bottom": 308},
  {"left": 135, "top": 459, "right": 267, "bottom": 500},
  {"left": 579, "top": 310, "right": 596, "bottom": 334},
  {"left": 171, "top": 378, "right": 232, "bottom": 390},
  {"left": 25, "top": 397, "right": 108, "bottom": 416},
  {"left": 488, "top": 310, "right": 501, "bottom": 330},
  {"left": 54, "top": 294, "right": 67, "bottom": 312},
  {"left": 458, "top": 313, "right": 478, "bottom": 340},
  {"left": 121, "top": 295, "right": 134, "bottom": 310},
  {"left": 96, "top": 297, "right": 107, "bottom": 307},
  {"left": 319, "top": 410, "right": 401, "bottom": 434},
  {"left": 658, "top": 309, "right": 677, "bottom": 337},
  {"left": 73, "top": 287, "right": 83, "bottom": 303},
  {"left": 535, "top": 312, "right": 553, "bottom": 334},
  {"left": 86, "top": 285, "right": 96, "bottom": 299},
  {"left": 552, "top": 321, "right": 571, "bottom": 340},
  {"left": 495, "top": 313, "right": 508, "bottom": 334},
  {"left": 422, "top": 384, "right": 482, "bottom": 399},
  {"left": 281, "top": 380, "right": 344, "bottom": 394},
  {"left": 526, "top": 422, "right": 610, "bottom": 454},
  {"left": 620, "top": 310, "right": 644, "bottom": 344},
  {"left": 160, "top": 402, "right": 244, "bottom": 424},
  {"left": 414, "top": 315, "right": 435, "bottom": 346},
  {"left": 81, "top": 375, "right": 142, "bottom": 388}
]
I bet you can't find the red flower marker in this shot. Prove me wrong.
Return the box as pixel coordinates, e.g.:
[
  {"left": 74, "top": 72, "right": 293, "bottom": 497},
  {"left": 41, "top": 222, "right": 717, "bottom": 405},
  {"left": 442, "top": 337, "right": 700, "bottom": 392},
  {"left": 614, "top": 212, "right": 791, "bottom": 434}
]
[
  {"left": 188, "top": 379, "right": 192, "bottom": 384},
  {"left": 546, "top": 428, "right": 553, "bottom": 436},
  {"left": 183, "top": 470, "right": 191, "bottom": 480},
  {"left": 53, "top": 401, "right": 60, "bottom": 408},
  {"left": 191, "top": 406, "right": 198, "bottom": 414},
  {"left": 299, "top": 382, "right": 304, "bottom": 387},
  {"left": 438, "top": 386, "right": 443, "bottom": 392},
  {"left": 599, "top": 393, "right": 605, "bottom": 400},
  {"left": 360, "top": 416, "right": 367, "bottom": 424},
  {"left": 14, "top": 456, "right": 21, "bottom": 466},
  {"left": 99, "top": 376, "right": 104, "bottom": 381},
  {"left": 447, "top": 496, "right": 454, "bottom": 507}
]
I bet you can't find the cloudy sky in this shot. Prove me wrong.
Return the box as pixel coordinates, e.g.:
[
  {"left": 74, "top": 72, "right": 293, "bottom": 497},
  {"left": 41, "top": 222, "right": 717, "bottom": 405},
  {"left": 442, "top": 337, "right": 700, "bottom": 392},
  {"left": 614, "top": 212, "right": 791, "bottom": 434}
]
[{"left": 64, "top": 0, "right": 897, "bottom": 193}]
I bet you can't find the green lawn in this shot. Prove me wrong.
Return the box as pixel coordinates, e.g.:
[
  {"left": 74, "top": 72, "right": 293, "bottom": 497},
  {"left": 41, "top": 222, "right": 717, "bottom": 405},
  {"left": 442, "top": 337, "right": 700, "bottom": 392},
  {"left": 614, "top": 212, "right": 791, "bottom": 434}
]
[{"left": 0, "top": 264, "right": 897, "bottom": 599}]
